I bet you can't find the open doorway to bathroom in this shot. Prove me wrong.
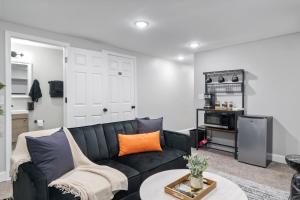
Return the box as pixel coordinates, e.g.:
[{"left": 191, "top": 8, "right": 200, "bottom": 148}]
[
  {"left": 10, "top": 38, "right": 65, "bottom": 148},
  {"left": 2, "top": 31, "right": 69, "bottom": 182},
  {"left": 11, "top": 38, "right": 64, "bottom": 147}
]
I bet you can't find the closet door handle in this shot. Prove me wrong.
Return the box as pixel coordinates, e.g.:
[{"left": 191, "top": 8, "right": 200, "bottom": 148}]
[
  {"left": 131, "top": 106, "right": 136, "bottom": 109},
  {"left": 103, "top": 108, "right": 108, "bottom": 112}
]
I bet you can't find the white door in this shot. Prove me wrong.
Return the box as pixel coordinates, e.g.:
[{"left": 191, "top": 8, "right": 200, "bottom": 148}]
[
  {"left": 66, "top": 48, "right": 107, "bottom": 127},
  {"left": 107, "top": 54, "right": 136, "bottom": 122}
]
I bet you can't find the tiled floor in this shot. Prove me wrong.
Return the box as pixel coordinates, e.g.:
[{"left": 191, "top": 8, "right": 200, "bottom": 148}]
[{"left": 193, "top": 148, "right": 294, "bottom": 191}]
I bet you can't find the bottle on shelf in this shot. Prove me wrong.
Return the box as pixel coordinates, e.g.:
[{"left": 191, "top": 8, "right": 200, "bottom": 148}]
[{"left": 215, "top": 100, "right": 221, "bottom": 110}]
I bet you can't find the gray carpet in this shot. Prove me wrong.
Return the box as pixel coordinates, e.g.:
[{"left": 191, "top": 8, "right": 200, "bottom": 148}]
[
  {"left": 193, "top": 148, "right": 294, "bottom": 191},
  {"left": 210, "top": 170, "right": 290, "bottom": 200}
]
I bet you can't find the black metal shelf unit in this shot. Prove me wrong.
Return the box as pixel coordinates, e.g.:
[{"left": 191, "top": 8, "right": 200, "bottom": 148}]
[
  {"left": 196, "top": 69, "right": 245, "bottom": 159},
  {"left": 204, "top": 69, "right": 245, "bottom": 105}
]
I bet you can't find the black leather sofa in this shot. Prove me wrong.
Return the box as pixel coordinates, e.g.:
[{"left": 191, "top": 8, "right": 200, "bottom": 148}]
[{"left": 13, "top": 119, "right": 191, "bottom": 200}]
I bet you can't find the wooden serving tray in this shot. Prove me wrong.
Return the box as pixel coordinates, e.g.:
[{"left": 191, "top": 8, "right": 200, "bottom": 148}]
[{"left": 164, "top": 173, "right": 216, "bottom": 200}]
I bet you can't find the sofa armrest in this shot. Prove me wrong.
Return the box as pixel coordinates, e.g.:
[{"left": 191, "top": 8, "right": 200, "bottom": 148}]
[
  {"left": 13, "top": 162, "right": 49, "bottom": 200},
  {"left": 164, "top": 130, "right": 191, "bottom": 155}
]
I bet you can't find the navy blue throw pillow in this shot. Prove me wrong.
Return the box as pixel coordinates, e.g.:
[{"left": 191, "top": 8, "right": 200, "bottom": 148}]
[
  {"left": 26, "top": 129, "right": 74, "bottom": 184},
  {"left": 137, "top": 117, "right": 165, "bottom": 146}
]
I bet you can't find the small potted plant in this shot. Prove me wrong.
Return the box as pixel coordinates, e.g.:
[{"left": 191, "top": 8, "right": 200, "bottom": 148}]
[
  {"left": 0, "top": 82, "right": 4, "bottom": 115},
  {"left": 183, "top": 154, "right": 208, "bottom": 190}
]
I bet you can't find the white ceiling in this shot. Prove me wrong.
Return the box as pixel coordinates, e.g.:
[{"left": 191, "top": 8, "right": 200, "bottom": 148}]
[{"left": 1, "top": 0, "right": 300, "bottom": 64}]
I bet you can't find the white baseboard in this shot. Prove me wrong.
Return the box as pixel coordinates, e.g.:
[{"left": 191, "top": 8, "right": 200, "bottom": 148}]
[
  {"left": 0, "top": 171, "right": 9, "bottom": 182},
  {"left": 268, "top": 153, "right": 286, "bottom": 164}
]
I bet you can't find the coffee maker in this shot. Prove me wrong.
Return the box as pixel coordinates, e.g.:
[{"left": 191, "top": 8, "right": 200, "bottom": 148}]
[{"left": 204, "top": 93, "right": 215, "bottom": 109}]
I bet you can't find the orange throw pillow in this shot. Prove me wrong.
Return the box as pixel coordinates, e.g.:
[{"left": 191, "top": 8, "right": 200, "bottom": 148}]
[{"left": 118, "top": 131, "right": 162, "bottom": 156}]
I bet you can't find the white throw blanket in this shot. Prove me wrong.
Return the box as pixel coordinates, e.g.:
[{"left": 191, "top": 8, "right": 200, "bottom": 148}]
[{"left": 10, "top": 127, "right": 128, "bottom": 200}]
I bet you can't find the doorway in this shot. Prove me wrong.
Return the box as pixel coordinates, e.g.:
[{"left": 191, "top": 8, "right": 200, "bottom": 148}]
[
  {"left": 4, "top": 32, "right": 69, "bottom": 180},
  {"left": 10, "top": 38, "right": 65, "bottom": 146}
]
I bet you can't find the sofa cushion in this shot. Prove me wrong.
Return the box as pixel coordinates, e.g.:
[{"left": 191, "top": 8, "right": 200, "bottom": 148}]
[
  {"left": 26, "top": 129, "right": 74, "bottom": 184},
  {"left": 50, "top": 187, "right": 80, "bottom": 200},
  {"left": 137, "top": 117, "right": 165, "bottom": 146},
  {"left": 113, "top": 191, "right": 140, "bottom": 200},
  {"left": 140, "top": 152, "right": 187, "bottom": 180},
  {"left": 122, "top": 120, "right": 139, "bottom": 134},
  {"left": 50, "top": 159, "right": 141, "bottom": 200},
  {"left": 115, "top": 148, "right": 186, "bottom": 179},
  {"left": 69, "top": 124, "right": 110, "bottom": 161},
  {"left": 96, "top": 160, "right": 141, "bottom": 193},
  {"left": 103, "top": 120, "right": 139, "bottom": 158}
]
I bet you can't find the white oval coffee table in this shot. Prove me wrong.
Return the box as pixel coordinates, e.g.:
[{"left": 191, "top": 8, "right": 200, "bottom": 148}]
[{"left": 140, "top": 169, "right": 248, "bottom": 200}]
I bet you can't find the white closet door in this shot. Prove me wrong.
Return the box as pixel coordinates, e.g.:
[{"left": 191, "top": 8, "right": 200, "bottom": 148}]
[
  {"left": 66, "top": 48, "right": 107, "bottom": 127},
  {"left": 107, "top": 54, "right": 136, "bottom": 122}
]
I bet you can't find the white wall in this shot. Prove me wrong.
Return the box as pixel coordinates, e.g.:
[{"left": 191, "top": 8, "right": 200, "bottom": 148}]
[
  {"left": 194, "top": 33, "right": 300, "bottom": 160},
  {"left": 0, "top": 20, "right": 194, "bottom": 176},
  {"left": 137, "top": 56, "right": 194, "bottom": 131},
  {"left": 11, "top": 43, "right": 64, "bottom": 131}
]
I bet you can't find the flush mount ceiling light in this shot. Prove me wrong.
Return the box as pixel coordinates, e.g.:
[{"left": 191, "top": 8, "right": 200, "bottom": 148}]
[
  {"left": 135, "top": 20, "right": 149, "bottom": 29},
  {"left": 177, "top": 56, "right": 184, "bottom": 61},
  {"left": 189, "top": 42, "right": 200, "bottom": 49}
]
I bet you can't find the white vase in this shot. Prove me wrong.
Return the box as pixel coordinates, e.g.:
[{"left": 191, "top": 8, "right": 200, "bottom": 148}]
[{"left": 190, "top": 175, "right": 203, "bottom": 189}]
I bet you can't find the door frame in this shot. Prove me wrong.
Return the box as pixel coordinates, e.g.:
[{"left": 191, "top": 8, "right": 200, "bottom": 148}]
[
  {"left": 4, "top": 31, "right": 70, "bottom": 181},
  {"left": 103, "top": 50, "right": 138, "bottom": 119}
]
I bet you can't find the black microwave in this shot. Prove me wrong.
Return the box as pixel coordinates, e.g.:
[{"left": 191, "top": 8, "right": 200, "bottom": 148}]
[{"left": 204, "top": 112, "right": 235, "bottom": 129}]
